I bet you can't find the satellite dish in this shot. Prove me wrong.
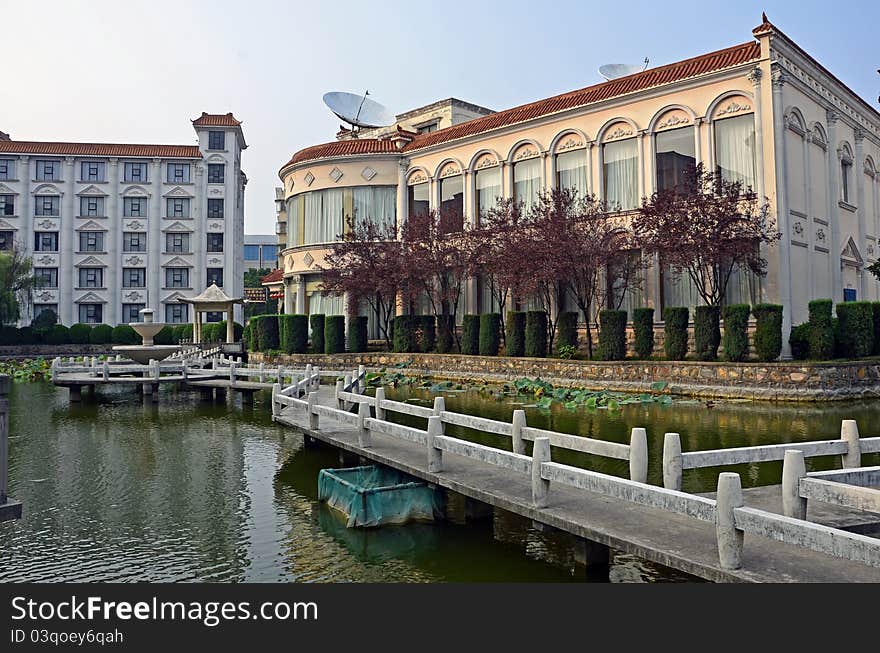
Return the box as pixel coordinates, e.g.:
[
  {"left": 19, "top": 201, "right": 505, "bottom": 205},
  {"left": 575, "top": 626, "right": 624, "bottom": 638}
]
[
  {"left": 323, "top": 91, "right": 395, "bottom": 134},
  {"left": 599, "top": 58, "right": 650, "bottom": 81}
]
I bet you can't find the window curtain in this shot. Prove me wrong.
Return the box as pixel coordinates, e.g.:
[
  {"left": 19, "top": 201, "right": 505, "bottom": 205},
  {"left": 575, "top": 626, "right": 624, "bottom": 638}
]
[
  {"left": 288, "top": 197, "right": 301, "bottom": 247},
  {"left": 556, "top": 150, "right": 588, "bottom": 197},
  {"left": 662, "top": 264, "right": 703, "bottom": 312},
  {"left": 320, "top": 189, "right": 344, "bottom": 242},
  {"left": 603, "top": 139, "right": 638, "bottom": 210},
  {"left": 353, "top": 186, "right": 396, "bottom": 231},
  {"left": 476, "top": 168, "right": 501, "bottom": 224},
  {"left": 725, "top": 265, "right": 760, "bottom": 306},
  {"left": 303, "top": 192, "right": 322, "bottom": 245},
  {"left": 714, "top": 114, "right": 756, "bottom": 189},
  {"left": 309, "top": 291, "right": 343, "bottom": 316},
  {"left": 513, "top": 158, "right": 541, "bottom": 212}
]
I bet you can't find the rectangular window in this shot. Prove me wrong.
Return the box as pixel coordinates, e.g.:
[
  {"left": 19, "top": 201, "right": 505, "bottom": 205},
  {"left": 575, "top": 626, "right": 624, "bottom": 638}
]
[
  {"left": 714, "top": 114, "right": 756, "bottom": 190},
  {"left": 79, "top": 196, "right": 104, "bottom": 217},
  {"left": 0, "top": 230, "right": 13, "bottom": 250},
  {"left": 79, "top": 267, "right": 104, "bottom": 288},
  {"left": 603, "top": 138, "right": 638, "bottom": 210},
  {"left": 439, "top": 175, "right": 464, "bottom": 219},
  {"left": 34, "top": 232, "right": 58, "bottom": 252},
  {"left": 207, "top": 164, "right": 225, "bottom": 183},
  {"left": 475, "top": 168, "right": 501, "bottom": 224},
  {"left": 166, "top": 197, "right": 190, "bottom": 218},
  {"left": 80, "top": 161, "right": 105, "bottom": 182},
  {"left": 79, "top": 303, "right": 102, "bottom": 324},
  {"left": 166, "top": 163, "right": 191, "bottom": 183},
  {"left": 841, "top": 161, "right": 852, "bottom": 203},
  {"left": 243, "top": 244, "right": 260, "bottom": 260},
  {"left": 261, "top": 244, "right": 277, "bottom": 261},
  {"left": 34, "top": 267, "right": 58, "bottom": 288},
  {"left": 655, "top": 127, "right": 696, "bottom": 194},
  {"left": 407, "top": 182, "right": 429, "bottom": 218},
  {"left": 208, "top": 131, "right": 225, "bottom": 150},
  {"left": 122, "top": 268, "right": 146, "bottom": 288},
  {"left": 35, "top": 160, "right": 60, "bottom": 181},
  {"left": 0, "top": 194, "right": 13, "bottom": 216},
  {"left": 556, "top": 150, "right": 588, "bottom": 196},
  {"left": 34, "top": 303, "right": 58, "bottom": 319},
  {"left": 207, "top": 232, "right": 224, "bottom": 252},
  {"left": 165, "top": 232, "right": 190, "bottom": 253},
  {"left": 123, "top": 232, "right": 146, "bottom": 252},
  {"left": 165, "top": 303, "right": 188, "bottom": 324},
  {"left": 513, "top": 158, "right": 541, "bottom": 212},
  {"left": 166, "top": 267, "right": 189, "bottom": 288},
  {"left": 122, "top": 303, "right": 146, "bottom": 323},
  {"left": 123, "top": 197, "right": 146, "bottom": 217},
  {"left": 123, "top": 162, "right": 147, "bottom": 183},
  {"left": 78, "top": 231, "right": 104, "bottom": 253},
  {"left": 206, "top": 267, "right": 223, "bottom": 287},
  {"left": 207, "top": 198, "right": 224, "bottom": 219},
  {"left": 0, "top": 159, "right": 14, "bottom": 180},
  {"left": 35, "top": 195, "right": 60, "bottom": 217}
]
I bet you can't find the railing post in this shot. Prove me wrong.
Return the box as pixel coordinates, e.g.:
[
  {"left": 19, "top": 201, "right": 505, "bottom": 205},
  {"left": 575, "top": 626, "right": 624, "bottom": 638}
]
[
  {"left": 0, "top": 375, "right": 9, "bottom": 505},
  {"left": 531, "top": 437, "right": 551, "bottom": 508},
  {"left": 357, "top": 365, "right": 366, "bottom": 393},
  {"left": 375, "top": 387, "right": 386, "bottom": 421},
  {"left": 229, "top": 361, "right": 236, "bottom": 387},
  {"left": 182, "top": 359, "right": 188, "bottom": 381},
  {"left": 51, "top": 357, "right": 60, "bottom": 383},
  {"left": 427, "top": 416, "right": 443, "bottom": 472},
  {"left": 276, "top": 365, "right": 283, "bottom": 384},
  {"left": 312, "top": 366, "right": 320, "bottom": 392},
  {"left": 782, "top": 449, "right": 807, "bottom": 520},
  {"left": 629, "top": 427, "right": 648, "bottom": 483},
  {"left": 511, "top": 409, "right": 526, "bottom": 455},
  {"left": 272, "top": 383, "right": 281, "bottom": 417},
  {"left": 335, "top": 380, "right": 345, "bottom": 410},
  {"left": 305, "top": 364, "right": 313, "bottom": 388},
  {"left": 307, "top": 391, "right": 319, "bottom": 430},
  {"left": 662, "top": 432, "right": 682, "bottom": 491},
  {"left": 432, "top": 396, "right": 445, "bottom": 418},
  {"left": 152, "top": 359, "right": 160, "bottom": 382},
  {"left": 715, "top": 472, "right": 744, "bottom": 570},
  {"left": 342, "top": 374, "right": 352, "bottom": 409},
  {"left": 102, "top": 361, "right": 109, "bottom": 382},
  {"left": 840, "top": 419, "right": 861, "bottom": 469},
  {"left": 357, "top": 401, "right": 371, "bottom": 448},
  {"left": 258, "top": 362, "right": 265, "bottom": 383}
]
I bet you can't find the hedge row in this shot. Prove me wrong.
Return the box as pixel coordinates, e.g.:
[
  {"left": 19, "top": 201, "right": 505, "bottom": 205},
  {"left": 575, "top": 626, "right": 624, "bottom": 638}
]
[
  {"left": 0, "top": 323, "right": 184, "bottom": 346},
  {"left": 791, "top": 300, "right": 880, "bottom": 361}
]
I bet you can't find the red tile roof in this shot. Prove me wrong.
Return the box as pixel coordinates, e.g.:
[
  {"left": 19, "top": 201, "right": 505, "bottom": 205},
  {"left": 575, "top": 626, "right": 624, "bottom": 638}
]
[
  {"left": 0, "top": 140, "right": 201, "bottom": 158},
  {"left": 282, "top": 40, "right": 761, "bottom": 171},
  {"left": 260, "top": 269, "right": 283, "bottom": 284},
  {"left": 192, "top": 112, "right": 242, "bottom": 127}
]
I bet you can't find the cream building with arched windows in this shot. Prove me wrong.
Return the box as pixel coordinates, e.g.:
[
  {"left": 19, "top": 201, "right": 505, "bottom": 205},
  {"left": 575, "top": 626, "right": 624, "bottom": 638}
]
[{"left": 277, "top": 16, "right": 880, "bottom": 357}]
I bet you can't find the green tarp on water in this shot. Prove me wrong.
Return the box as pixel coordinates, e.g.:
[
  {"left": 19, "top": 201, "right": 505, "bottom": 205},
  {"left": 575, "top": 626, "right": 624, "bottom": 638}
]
[{"left": 317, "top": 465, "right": 445, "bottom": 528}]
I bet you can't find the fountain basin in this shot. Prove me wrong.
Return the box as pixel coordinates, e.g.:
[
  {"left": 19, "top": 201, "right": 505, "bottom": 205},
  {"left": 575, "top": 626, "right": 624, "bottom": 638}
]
[{"left": 111, "top": 345, "right": 181, "bottom": 365}]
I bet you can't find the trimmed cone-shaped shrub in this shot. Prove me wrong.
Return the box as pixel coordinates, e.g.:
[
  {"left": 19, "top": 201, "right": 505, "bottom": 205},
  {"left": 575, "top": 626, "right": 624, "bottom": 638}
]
[
  {"left": 393, "top": 315, "right": 417, "bottom": 352},
  {"left": 752, "top": 304, "right": 783, "bottom": 362},
  {"left": 694, "top": 305, "right": 721, "bottom": 361},
  {"left": 722, "top": 304, "right": 750, "bottom": 362},
  {"left": 243, "top": 323, "right": 253, "bottom": 350},
  {"left": 505, "top": 311, "right": 526, "bottom": 357},
  {"left": 69, "top": 323, "right": 92, "bottom": 344},
  {"left": 309, "top": 314, "right": 325, "bottom": 353},
  {"left": 461, "top": 315, "right": 480, "bottom": 355},
  {"left": 597, "top": 310, "right": 627, "bottom": 360},
  {"left": 479, "top": 313, "right": 501, "bottom": 356},
  {"left": 555, "top": 312, "right": 578, "bottom": 353},
  {"left": 437, "top": 315, "right": 455, "bottom": 354},
  {"left": 111, "top": 324, "right": 139, "bottom": 345},
  {"left": 347, "top": 316, "right": 368, "bottom": 353},
  {"left": 836, "top": 301, "right": 874, "bottom": 358},
  {"left": 632, "top": 308, "right": 655, "bottom": 359},
  {"left": 31, "top": 308, "right": 58, "bottom": 331},
  {"left": 279, "top": 315, "right": 308, "bottom": 354},
  {"left": 44, "top": 324, "right": 69, "bottom": 345},
  {"left": 89, "top": 324, "right": 113, "bottom": 344},
  {"left": 418, "top": 315, "right": 436, "bottom": 353},
  {"left": 663, "top": 307, "right": 689, "bottom": 360},
  {"left": 524, "top": 311, "right": 548, "bottom": 358},
  {"left": 0, "top": 326, "right": 17, "bottom": 345},
  {"left": 873, "top": 303, "right": 880, "bottom": 356},
  {"left": 252, "top": 315, "right": 279, "bottom": 351},
  {"left": 789, "top": 323, "right": 810, "bottom": 360},
  {"left": 324, "top": 315, "right": 345, "bottom": 354},
  {"left": 808, "top": 299, "right": 834, "bottom": 360}
]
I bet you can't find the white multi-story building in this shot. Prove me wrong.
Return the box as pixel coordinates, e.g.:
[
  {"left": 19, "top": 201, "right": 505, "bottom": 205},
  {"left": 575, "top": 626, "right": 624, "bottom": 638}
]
[{"left": 0, "top": 112, "right": 246, "bottom": 326}]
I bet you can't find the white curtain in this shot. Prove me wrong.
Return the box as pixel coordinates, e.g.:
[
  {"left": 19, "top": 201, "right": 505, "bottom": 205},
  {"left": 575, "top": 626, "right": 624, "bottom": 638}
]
[
  {"left": 476, "top": 168, "right": 501, "bottom": 223},
  {"left": 353, "top": 186, "right": 396, "bottom": 231},
  {"left": 603, "top": 139, "right": 638, "bottom": 210},
  {"left": 714, "top": 114, "right": 756, "bottom": 189},
  {"left": 288, "top": 197, "right": 301, "bottom": 246},
  {"left": 725, "top": 266, "right": 760, "bottom": 306},
  {"left": 309, "top": 291, "right": 343, "bottom": 316},
  {"left": 513, "top": 158, "right": 541, "bottom": 212},
  {"left": 303, "top": 189, "right": 344, "bottom": 245},
  {"left": 556, "top": 150, "right": 588, "bottom": 197},
  {"left": 662, "top": 265, "right": 703, "bottom": 311},
  {"left": 303, "top": 192, "right": 322, "bottom": 245}
]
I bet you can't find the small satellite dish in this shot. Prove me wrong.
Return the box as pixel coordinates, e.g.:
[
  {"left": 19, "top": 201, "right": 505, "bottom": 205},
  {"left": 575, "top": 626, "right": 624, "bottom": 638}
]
[
  {"left": 323, "top": 91, "right": 395, "bottom": 134},
  {"left": 599, "top": 58, "right": 650, "bottom": 81}
]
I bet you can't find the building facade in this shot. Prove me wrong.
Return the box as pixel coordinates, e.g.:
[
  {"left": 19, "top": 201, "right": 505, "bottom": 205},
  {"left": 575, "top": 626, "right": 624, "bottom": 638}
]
[
  {"left": 277, "top": 17, "right": 880, "bottom": 356},
  {"left": 0, "top": 112, "right": 247, "bottom": 326},
  {"left": 243, "top": 234, "right": 278, "bottom": 271}
]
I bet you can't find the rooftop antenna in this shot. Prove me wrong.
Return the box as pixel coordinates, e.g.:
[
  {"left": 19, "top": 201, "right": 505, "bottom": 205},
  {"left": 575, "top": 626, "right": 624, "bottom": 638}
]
[
  {"left": 323, "top": 90, "right": 395, "bottom": 138},
  {"left": 599, "top": 57, "right": 650, "bottom": 81}
]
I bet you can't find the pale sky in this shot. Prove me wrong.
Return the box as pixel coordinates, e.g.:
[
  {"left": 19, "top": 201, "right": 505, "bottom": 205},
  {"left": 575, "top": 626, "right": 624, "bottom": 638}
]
[{"left": 2, "top": 0, "right": 878, "bottom": 234}]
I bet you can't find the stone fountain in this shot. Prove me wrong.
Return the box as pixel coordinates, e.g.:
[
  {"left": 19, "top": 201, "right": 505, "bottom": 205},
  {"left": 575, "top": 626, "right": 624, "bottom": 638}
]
[{"left": 111, "top": 308, "right": 181, "bottom": 364}]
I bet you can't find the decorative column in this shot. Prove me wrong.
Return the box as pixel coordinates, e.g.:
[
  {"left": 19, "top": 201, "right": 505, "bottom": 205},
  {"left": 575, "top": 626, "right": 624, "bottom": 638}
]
[
  {"left": 226, "top": 303, "right": 234, "bottom": 343},
  {"left": 191, "top": 305, "right": 198, "bottom": 344},
  {"left": 585, "top": 142, "right": 594, "bottom": 194},
  {"left": 149, "top": 158, "right": 162, "bottom": 312},
  {"left": 803, "top": 128, "right": 815, "bottom": 300},
  {"left": 294, "top": 275, "right": 305, "bottom": 314},
  {"left": 283, "top": 276, "right": 295, "bottom": 314},
  {"left": 826, "top": 110, "right": 843, "bottom": 300},
  {"left": 749, "top": 66, "right": 766, "bottom": 200},
  {"left": 62, "top": 157, "right": 76, "bottom": 325},
  {"left": 637, "top": 130, "right": 647, "bottom": 200},
  {"left": 693, "top": 117, "right": 703, "bottom": 166},
  {"left": 854, "top": 129, "right": 867, "bottom": 298},
  {"left": 770, "top": 68, "right": 793, "bottom": 358},
  {"left": 18, "top": 157, "right": 31, "bottom": 294},
  {"left": 396, "top": 159, "right": 408, "bottom": 232},
  {"left": 106, "top": 158, "right": 119, "bottom": 325}
]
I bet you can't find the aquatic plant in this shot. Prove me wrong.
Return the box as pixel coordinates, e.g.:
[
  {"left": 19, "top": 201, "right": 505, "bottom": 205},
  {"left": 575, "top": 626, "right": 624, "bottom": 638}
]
[
  {"left": 508, "top": 377, "right": 671, "bottom": 411},
  {"left": 0, "top": 357, "right": 51, "bottom": 382}
]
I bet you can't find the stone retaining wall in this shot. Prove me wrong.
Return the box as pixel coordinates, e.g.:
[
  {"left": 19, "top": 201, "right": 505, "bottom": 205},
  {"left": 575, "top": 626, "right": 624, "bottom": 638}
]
[{"left": 250, "top": 351, "right": 880, "bottom": 402}]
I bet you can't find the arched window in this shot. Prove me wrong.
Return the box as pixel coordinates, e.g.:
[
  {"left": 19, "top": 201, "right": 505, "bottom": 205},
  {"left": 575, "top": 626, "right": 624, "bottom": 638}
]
[
  {"left": 555, "top": 149, "right": 588, "bottom": 196},
  {"left": 475, "top": 166, "right": 501, "bottom": 223},
  {"left": 655, "top": 126, "right": 695, "bottom": 193},
  {"left": 840, "top": 144, "right": 854, "bottom": 204},
  {"left": 713, "top": 114, "right": 756, "bottom": 189},
  {"left": 439, "top": 174, "right": 463, "bottom": 216},
  {"left": 602, "top": 138, "right": 638, "bottom": 210},
  {"left": 513, "top": 157, "right": 541, "bottom": 211},
  {"left": 408, "top": 180, "right": 429, "bottom": 217}
]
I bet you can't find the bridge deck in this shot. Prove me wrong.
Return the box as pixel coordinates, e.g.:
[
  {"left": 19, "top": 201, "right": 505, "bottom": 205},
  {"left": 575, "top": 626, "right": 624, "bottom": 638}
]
[{"left": 274, "top": 388, "right": 880, "bottom": 583}]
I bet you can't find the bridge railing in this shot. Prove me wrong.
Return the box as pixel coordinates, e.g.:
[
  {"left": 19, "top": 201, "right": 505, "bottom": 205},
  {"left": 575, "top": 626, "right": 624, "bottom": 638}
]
[{"left": 662, "top": 419, "right": 880, "bottom": 490}]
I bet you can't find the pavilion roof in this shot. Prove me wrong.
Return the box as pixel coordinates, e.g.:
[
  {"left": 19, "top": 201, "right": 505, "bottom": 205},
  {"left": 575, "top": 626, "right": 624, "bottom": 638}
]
[{"left": 177, "top": 283, "right": 243, "bottom": 306}]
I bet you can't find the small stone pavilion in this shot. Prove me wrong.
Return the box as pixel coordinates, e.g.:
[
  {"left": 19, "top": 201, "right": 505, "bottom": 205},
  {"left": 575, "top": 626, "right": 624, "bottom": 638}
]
[{"left": 178, "top": 284, "right": 244, "bottom": 344}]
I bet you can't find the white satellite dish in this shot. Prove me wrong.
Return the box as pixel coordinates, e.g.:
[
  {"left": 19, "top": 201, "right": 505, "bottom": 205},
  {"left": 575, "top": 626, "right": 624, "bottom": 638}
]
[
  {"left": 323, "top": 91, "right": 395, "bottom": 134},
  {"left": 599, "top": 58, "right": 650, "bottom": 81}
]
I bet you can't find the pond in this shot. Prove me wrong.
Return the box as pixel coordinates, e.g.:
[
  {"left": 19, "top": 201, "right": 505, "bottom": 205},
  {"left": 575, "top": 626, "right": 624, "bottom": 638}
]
[{"left": 0, "top": 382, "right": 691, "bottom": 583}]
